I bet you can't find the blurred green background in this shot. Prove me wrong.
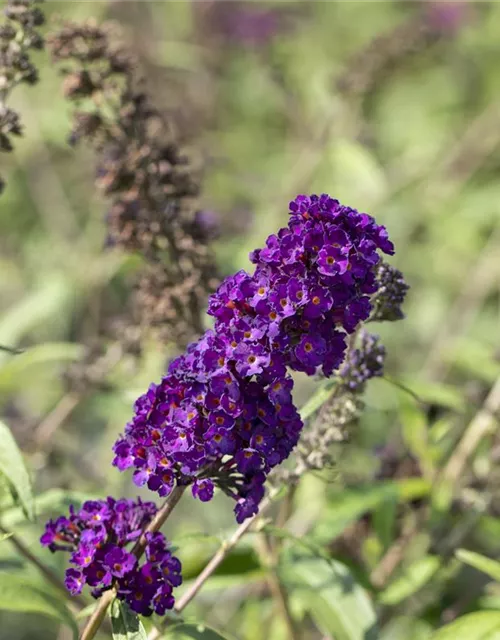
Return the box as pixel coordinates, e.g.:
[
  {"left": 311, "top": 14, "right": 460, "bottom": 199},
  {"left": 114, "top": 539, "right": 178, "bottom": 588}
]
[{"left": 2, "top": 1, "right": 500, "bottom": 639}]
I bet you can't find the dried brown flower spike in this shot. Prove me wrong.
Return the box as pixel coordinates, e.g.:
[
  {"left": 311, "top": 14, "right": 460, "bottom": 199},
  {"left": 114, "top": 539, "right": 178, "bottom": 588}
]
[
  {"left": 48, "top": 19, "right": 218, "bottom": 348},
  {"left": 0, "top": 0, "right": 45, "bottom": 191}
]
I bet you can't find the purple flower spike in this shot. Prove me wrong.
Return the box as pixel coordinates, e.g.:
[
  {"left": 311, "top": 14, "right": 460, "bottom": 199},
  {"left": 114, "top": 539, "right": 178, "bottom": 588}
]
[{"left": 112, "top": 194, "right": 396, "bottom": 521}]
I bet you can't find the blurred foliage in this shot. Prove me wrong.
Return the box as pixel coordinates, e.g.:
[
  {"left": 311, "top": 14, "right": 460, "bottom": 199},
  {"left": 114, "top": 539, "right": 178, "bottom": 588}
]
[{"left": 2, "top": 1, "right": 500, "bottom": 639}]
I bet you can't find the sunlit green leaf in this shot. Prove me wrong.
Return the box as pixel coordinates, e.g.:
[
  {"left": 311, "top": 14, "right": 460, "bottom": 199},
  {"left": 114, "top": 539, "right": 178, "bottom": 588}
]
[
  {"left": 431, "top": 611, "right": 500, "bottom": 639},
  {"left": 0, "top": 343, "right": 83, "bottom": 393},
  {"left": 372, "top": 497, "right": 397, "bottom": 551},
  {"left": 163, "top": 622, "right": 233, "bottom": 640},
  {"left": 110, "top": 599, "right": 147, "bottom": 640},
  {"left": 399, "top": 399, "right": 434, "bottom": 477},
  {"left": 379, "top": 555, "right": 441, "bottom": 606},
  {"left": 313, "top": 478, "right": 431, "bottom": 542},
  {"left": 0, "top": 572, "right": 77, "bottom": 638},
  {"left": 399, "top": 379, "right": 465, "bottom": 412},
  {"left": 0, "top": 277, "right": 72, "bottom": 359},
  {"left": 380, "top": 616, "right": 433, "bottom": 640},
  {"left": 448, "top": 340, "right": 500, "bottom": 384},
  {"left": 0, "top": 488, "right": 98, "bottom": 528},
  {"left": 0, "top": 420, "right": 34, "bottom": 520},
  {"left": 282, "top": 551, "right": 377, "bottom": 640},
  {"left": 456, "top": 549, "right": 500, "bottom": 583}
]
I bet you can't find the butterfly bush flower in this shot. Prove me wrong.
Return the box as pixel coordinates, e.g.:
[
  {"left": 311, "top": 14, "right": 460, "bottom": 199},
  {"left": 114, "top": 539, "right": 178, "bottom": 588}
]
[
  {"left": 40, "top": 497, "right": 181, "bottom": 616},
  {"left": 113, "top": 194, "right": 394, "bottom": 522},
  {"left": 209, "top": 194, "right": 393, "bottom": 375},
  {"left": 113, "top": 330, "right": 302, "bottom": 523}
]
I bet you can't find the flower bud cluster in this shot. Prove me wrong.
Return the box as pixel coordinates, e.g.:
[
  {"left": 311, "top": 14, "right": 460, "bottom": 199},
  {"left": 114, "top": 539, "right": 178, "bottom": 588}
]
[
  {"left": 41, "top": 497, "right": 181, "bottom": 616},
  {"left": 282, "top": 330, "right": 387, "bottom": 481},
  {"left": 370, "top": 261, "right": 409, "bottom": 322},
  {"left": 339, "top": 330, "right": 385, "bottom": 393}
]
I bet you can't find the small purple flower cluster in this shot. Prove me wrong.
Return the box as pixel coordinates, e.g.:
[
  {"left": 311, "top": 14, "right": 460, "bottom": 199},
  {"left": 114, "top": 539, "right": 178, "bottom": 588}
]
[
  {"left": 40, "top": 497, "right": 181, "bottom": 616},
  {"left": 113, "top": 194, "right": 394, "bottom": 522},
  {"left": 339, "top": 330, "right": 386, "bottom": 393}
]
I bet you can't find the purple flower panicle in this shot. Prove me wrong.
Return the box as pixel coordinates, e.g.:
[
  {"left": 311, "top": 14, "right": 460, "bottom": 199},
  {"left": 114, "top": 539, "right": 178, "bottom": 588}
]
[
  {"left": 209, "top": 193, "right": 393, "bottom": 375},
  {"left": 113, "top": 194, "right": 394, "bottom": 521},
  {"left": 40, "top": 497, "right": 181, "bottom": 616},
  {"left": 113, "top": 330, "right": 303, "bottom": 523}
]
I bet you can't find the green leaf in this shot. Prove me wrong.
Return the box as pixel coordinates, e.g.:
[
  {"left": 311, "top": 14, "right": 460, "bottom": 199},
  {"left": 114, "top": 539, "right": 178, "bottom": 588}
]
[
  {"left": 399, "top": 399, "right": 434, "bottom": 477},
  {"left": 446, "top": 340, "right": 500, "bottom": 384},
  {"left": 0, "top": 343, "right": 84, "bottom": 393},
  {"left": 263, "top": 524, "right": 332, "bottom": 563},
  {"left": 0, "top": 276, "right": 72, "bottom": 361},
  {"left": 299, "top": 380, "right": 337, "bottom": 421},
  {"left": 110, "top": 599, "right": 147, "bottom": 640},
  {"left": 379, "top": 555, "right": 441, "bottom": 606},
  {"left": 431, "top": 611, "right": 500, "bottom": 639},
  {"left": 0, "top": 572, "right": 77, "bottom": 638},
  {"left": 282, "top": 552, "right": 378, "bottom": 640},
  {"left": 163, "top": 623, "right": 233, "bottom": 640},
  {"left": 313, "top": 478, "right": 431, "bottom": 543},
  {"left": 372, "top": 497, "right": 397, "bottom": 551},
  {"left": 380, "top": 616, "right": 433, "bottom": 640},
  {"left": 0, "top": 488, "right": 98, "bottom": 528},
  {"left": 76, "top": 603, "right": 98, "bottom": 620},
  {"left": 0, "top": 420, "right": 34, "bottom": 520},
  {"left": 399, "top": 379, "right": 465, "bottom": 413},
  {"left": 456, "top": 549, "right": 500, "bottom": 583},
  {"left": 0, "top": 532, "right": 12, "bottom": 542}
]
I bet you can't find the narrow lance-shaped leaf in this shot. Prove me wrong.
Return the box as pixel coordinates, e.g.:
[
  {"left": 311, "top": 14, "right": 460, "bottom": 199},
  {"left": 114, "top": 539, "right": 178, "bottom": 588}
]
[
  {"left": 456, "top": 549, "right": 500, "bottom": 583},
  {"left": 0, "top": 572, "right": 78, "bottom": 639},
  {"left": 0, "top": 342, "right": 84, "bottom": 393},
  {"left": 313, "top": 478, "right": 431, "bottom": 543},
  {"left": 0, "top": 419, "right": 34, "bottom": 520},
  {"left": 0, "top": 488, "right": 100, "bottom": 529},
  {"left": 379, "top": 555, "right": 441, "bottom": 606},
  {"left": 430, "top": 611, "right": 500, "bottom": 639},
  {"left": 163, "top": 623, "right": 233, "bottom": 640}
]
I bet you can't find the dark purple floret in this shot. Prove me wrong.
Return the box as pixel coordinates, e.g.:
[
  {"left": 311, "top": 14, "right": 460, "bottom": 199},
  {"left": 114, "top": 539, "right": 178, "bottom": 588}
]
[
  {"left": 113, "top": 194, "right": 395, "bottom": 521},
  {"left": 40, "top": 497, "right": 181, "bottom": 617}
]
